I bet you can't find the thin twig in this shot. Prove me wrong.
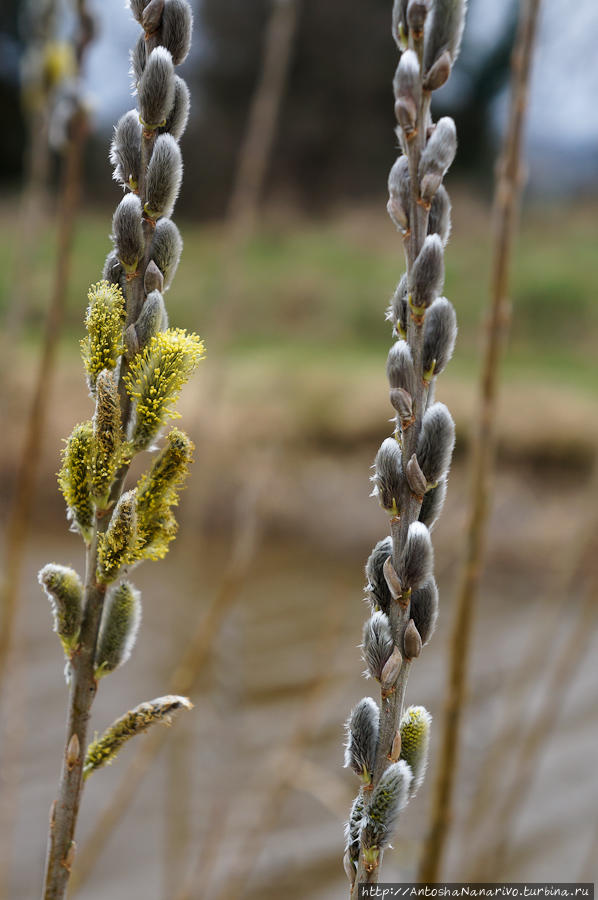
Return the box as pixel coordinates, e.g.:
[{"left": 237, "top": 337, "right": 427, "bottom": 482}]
[{"left": 418, "top": 0, "right": 543, "bottom": 881}]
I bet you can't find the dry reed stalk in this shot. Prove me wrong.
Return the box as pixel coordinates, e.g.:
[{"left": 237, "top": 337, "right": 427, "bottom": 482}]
[
  {"left": 176, "top": 582, "right": 347, "bottom": 900},
  {"left": 418, "top": 0, "right": 543, "bottom": 882},
  {"left": 461, "top": 460, "right": 598, "bottom": 847},
  {"left": 227, "top": 0, "right": 299, "bottom": 242},
  {"left": 467, "top": 530, "right": 598, "bottom": 878}
]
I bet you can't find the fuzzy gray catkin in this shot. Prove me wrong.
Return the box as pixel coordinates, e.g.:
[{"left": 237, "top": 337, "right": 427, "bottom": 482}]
[
  {"left": 144, "top": 133, "right": 183, "bottom": 219},
  {"left": 112, "top": 193, "right": 144, "bottom": 273},
  {"left": 344, "top": 0, "right": 466, "bottom": 887},
  {"left": 363, "top": 612, "right": 394, "bottom": 681},
  {"left": 110, "top": 109, "right": 142, "bottom": 190},
  {"left": 138, "top": 46, "right": 175, "bottom": 127},
  {"left": 150, "top": 218, "right": 183, "bottom": 289},
  {"left": 345, "top": 697, "right": 380, "bottom": 784}
]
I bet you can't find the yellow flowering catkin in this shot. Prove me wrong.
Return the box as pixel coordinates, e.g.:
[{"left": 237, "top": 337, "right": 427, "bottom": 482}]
[
  {"left": 135, "top": 428, "right": 194, "bottom": 561},
  {"left": 83, "top": 695, "right": 193, "bottom": 777},
  {"left": 125, "top": 328, "right": 204, "bottom": 452},
  {"left": 58, "top": 421, "right": 94, "bottom": 542},
  {"left": 97, "top": 490, "right": 138, "bottom": 582},
  {"left": 80, "top": 281, "right": 125, "bottom": 392}
]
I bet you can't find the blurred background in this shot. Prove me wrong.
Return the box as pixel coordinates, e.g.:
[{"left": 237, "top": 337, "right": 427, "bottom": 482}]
[{"left": 0, "top": 0, "right": 597, "bottom": 898}]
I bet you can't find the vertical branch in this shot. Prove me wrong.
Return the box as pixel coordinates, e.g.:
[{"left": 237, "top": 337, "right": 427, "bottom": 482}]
[
  {"left": 347, "top": 1, "right": 465, "bottom": 892},
  {"left": 418, "top": 0, "right": 543, "bottom": 882},
  {"left": 227, "top": 0, "right": 299, "bottom": 241}
]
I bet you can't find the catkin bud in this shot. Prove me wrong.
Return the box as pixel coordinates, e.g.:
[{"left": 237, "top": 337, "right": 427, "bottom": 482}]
[
  {"left": 362, "top": 611, "right": 393, "bottom": 681},
  {"left": 423, "top": 297, "right": 457, "bottom": 378},
  {"left": 138, "top": 47, "right": 175, "bottom": 128},
  {"left": 95, "top": 582, "right": 142, "bottom": 677},
  {"left": 419, "top": 477, "right": 447, "bottom": 530},
  {"left": 423, "top": 49, "right": 452, "bottom": 91},
  {"left": 144, "top": 259, "right": 164, "bottom": 295},
  {"left": 417, "top": 402, "right": 455, "bottom": 484},
  {"left": 58, "top": 422, "right": 94, "bottom": 542},
  {"left": 365, "top": 536, "right": 393, "bottom": 614},
  {"left": 150, "top": 217, "right": 183, "bottom": 289},
  {"left": 112, "top": 193, "right": 144, "bottom": 273},
  {"left": 38, "top": 564, "right": 83, "bottom": 653},
  {"left": 129, "top": 0, "right": 150, "bottom": 25},
  {"left": 141, "top": 0, "right": 164, "bottom": 34},
  {"left": 428, "top": 184, "right": 452, "bottom": 245},
  {"left": 387, "top": 156, "right": 410, "bottom": 232},
  {"left": 423, "top": 0, "right": 467, "bottom": 71},
  {"left": 383, "top": 556, "right": 402, "bottom": 599},
  {"left": 406, "top": 453, "right": 427, "bottom": 497},
  {"left": 380, "top": 645, "right": 402, "bottom": 692},
  {"left": 160, "top": 0, "right": 193, "bottom": 66},
  {"left": 389, "top": 388, "right": 413, "bottom": 427},
  {"left": 97, "top": 490, "right": 138, "bottom": 582},
  {"left": 400, "top": 705, "right": 431, "bottom": 796},
  {"left": 91, "top": 370, "right": 122, "bottom": 506},
  {"left": 386, "top": 274, "right": 408, "bottom": 338},
  {"left": 66, "top": 733, "right": 80, "bottom": 769},
  {"left": 419, "top": 117, "right": 457, "bottom": 203},
  {"left": 400, "top": 521, "right": 433, "bottom": 590},
  {"left": 403, "top": 618, "right": 422, "bottom": 659},
  {"left": 110, "top": 109, "right": 142, "bottom": 190},
  {"left": 410, "top": 578, "right": 438, "bottom": 645},
  {"left": 135, "top": 290, "right": 167, "bottom": 349},
  {"left": 159, "top": 75, "right": 190, "bottom": 141},
  {"left": 410, "top": 235, "right": 444, "bottom": 312},
  {"left": 344, "top": 697, "right": 379, "bottom": 784},
  {"left": 361, "top": 760, "right": 413, "bottom": 851},
  {"left": 372, "top": 437, "right": 403, "bottom": 515},
  {"left": 406, "top": 0, "right": 428, "bottom": 35},
  {"left": 144, "top": 134, "right": 182, "bottom": 219},
  {"left": 386, "top": 339, "right": 416, "bottom": 398},
  {"left": 393, "top": 50, "right": 420, "bottom": 136}
]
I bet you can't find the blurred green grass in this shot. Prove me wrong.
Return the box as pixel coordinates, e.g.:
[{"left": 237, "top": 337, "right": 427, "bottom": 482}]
[{"left": 1, "top": 193, "right": 596, "bottom": 395}]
